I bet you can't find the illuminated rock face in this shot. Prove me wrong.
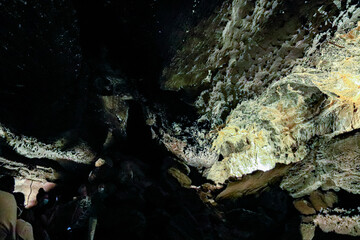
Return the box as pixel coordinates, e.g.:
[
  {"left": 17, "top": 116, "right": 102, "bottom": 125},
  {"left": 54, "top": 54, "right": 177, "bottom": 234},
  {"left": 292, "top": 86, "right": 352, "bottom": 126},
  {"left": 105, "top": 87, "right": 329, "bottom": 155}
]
[
  {"left": 163, "top": 0, "right": 347, "bottom": 126},
  {"left": 0, "top": 0, "right": 357, "bottom": 188},
  {"left": 1, "top": 1, "right": 360, "bottom": 238},
  {"left": 160, "top": 0, "right": 360, "bottom": 184},
  {"left": 208, "top": 21, "right": 360, "bottom": 183},
  {"left": 0, "top": 124, "right": 95, "bottom": 164},
  {"left": 0, "top": 0, "right": 357, "bottom": 191},
  {"left": 280, "top": 23, "right": 360, "bottom": 197},
  {"left": 281, "top": 132, "right": 360, "bottom": 198},
  {"left": 314, "top": 208, "right": 360, "bottom": 237}
]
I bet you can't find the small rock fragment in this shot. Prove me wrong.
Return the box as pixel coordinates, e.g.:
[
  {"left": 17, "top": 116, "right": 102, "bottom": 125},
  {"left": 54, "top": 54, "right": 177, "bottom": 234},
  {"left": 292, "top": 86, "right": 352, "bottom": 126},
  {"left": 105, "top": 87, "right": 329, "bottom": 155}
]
[
  {"left": 300, "top": 223, "right": 315, "bottom": 240},
  {"left": 95, "top": 158, "right": 106, "bottom": 167},
  {"left": 168, "top": 167, "right": 192, "bottom": 188},
  {"left": 293, "top": 199, "right": 316, "bottom": 215},
  {"left": 323, "top": 191, "right": 338, "bottom": 208},
  {"left": 309, "top": 190, "right": 327, "bottom": 211}
]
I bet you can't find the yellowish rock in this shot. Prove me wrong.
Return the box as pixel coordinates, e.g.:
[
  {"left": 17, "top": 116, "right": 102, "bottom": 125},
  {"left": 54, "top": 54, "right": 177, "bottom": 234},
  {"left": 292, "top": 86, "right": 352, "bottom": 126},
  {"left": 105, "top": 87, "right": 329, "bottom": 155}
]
[
  {"left": 216, "top": 164, "right": 291, "bottom": 200},
  {"left": 95, "top": 158, "right": 106, "bottom": 168},
  {"left": 168, "top": 167, "right": 192, "bottom": 188},
  {"left": 309, "top": 190, "right": 327, "bottom": 212},
  {"left": 207, "top": 22, "right": 360, "bottom": 183},
  {"left": 323, "top": 191, "right": 338, "bottom": 208},
  {"left": 300, "top": 223, "right": 315, "bottom": 240},
  {"left": 293, "top": 199, "right": 316, "bottom": 215}
]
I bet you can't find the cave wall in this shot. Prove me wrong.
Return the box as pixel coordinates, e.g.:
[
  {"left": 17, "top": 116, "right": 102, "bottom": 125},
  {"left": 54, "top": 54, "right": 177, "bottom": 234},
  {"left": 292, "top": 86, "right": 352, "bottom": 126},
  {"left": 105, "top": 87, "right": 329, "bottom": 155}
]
[{"left": 1, "top": 1, "right": 360, "bottom": 239}]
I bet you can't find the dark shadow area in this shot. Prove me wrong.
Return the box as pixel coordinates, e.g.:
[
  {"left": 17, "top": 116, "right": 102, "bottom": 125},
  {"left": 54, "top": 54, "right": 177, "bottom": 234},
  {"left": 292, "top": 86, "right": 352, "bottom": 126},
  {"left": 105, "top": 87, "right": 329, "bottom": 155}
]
[
  {"left": 314, "top": 228, "right": 359, "bottom": 240},
  {"left": 217, "top": 186, "right": 302, "bottom": 240}
]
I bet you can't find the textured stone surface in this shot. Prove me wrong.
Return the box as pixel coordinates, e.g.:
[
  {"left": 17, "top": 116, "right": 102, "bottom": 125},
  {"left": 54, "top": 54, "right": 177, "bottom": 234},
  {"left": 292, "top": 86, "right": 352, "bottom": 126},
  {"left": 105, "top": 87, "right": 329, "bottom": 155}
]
[
  {"left": 215, "top": 164, "right": 291, "bottom": 200},
  {"left": 293, "top": 199, "right": 316, "bottom": 215},
  {"left": 0, "top": 124, "right": 95, "bottom": 164},
  {"left": 0, "top": 1, "right": 316, "bottom": 239},
  {"left": 314, "top": 208, "right": 360, "bottom": 236},
  {"left": 309, "top": 191, "right": 328, "bottom": 212},
  {"left": 0, "top": 0, "right": 99, "bottom": 183},
  {"left": 281, "top": 132, "right": 360, "bottom": 198},
  {"left": 0, "top": 156, "right": 59, "bottom": 182},
  {"left": 157, "top": 0, "right": 360, "bottom": 185},
  {"left": 300, "top": 223, "right": 316, "bottom": 240},
  {"left": 163, "top": 0, "right": 343, "bottom": 125},
  {"left": 0, "top": 1, "right": 360, "bottom": 238},
  {"left": 168, "top": 167, "right": 192, "bottom": 188},
  {"left": 102, "top": 95, "right": 130, "bottom": 135},
  {"left": 323, "top": 191, "right": 338, "bottom": 208},
  {"left": 208, "top": 18, "right": 360, "bottom": 183}
]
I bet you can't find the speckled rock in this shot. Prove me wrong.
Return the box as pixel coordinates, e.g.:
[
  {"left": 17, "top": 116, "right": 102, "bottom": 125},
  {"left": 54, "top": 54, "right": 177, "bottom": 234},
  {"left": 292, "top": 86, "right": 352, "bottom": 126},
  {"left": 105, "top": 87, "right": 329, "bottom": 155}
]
[
  {"left": 314, "top": 208, "right": 360, "bottom": 236},
  {"left": 281, "top": 132, "right": 360, "bottom": 197},
  {"left": 158, "top": 0, "right": 360, "bottom": 185},
  {"left": 208, "top": 18, "right": 360, "bottom": 183}
]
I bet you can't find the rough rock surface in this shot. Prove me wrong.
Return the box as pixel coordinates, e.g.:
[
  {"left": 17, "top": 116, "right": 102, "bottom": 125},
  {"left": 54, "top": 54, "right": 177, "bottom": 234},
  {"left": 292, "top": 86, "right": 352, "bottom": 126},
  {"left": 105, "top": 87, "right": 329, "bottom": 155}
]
[
  {"left": 158, "top": 0, "right": 360, "bottom": 185},
  {"left": 293, "top": 199, "right": 316, "bottom": 216},
  {"left": 0, "top": 157, "right": 58, "bottom": 182},
  {"left": 215, "top": 163, "right": 291, "bottom": 200},
  {"left": 301, "top": 223, "right": 316, "bottom": 240},
  {"left": 281, "top": 132, "right": 360, "bottom": 198},
  {"left": 1, "top": 0, "right": 360, "bottom": 239},
  {"left": 0, "top": 124, "right": 95, "bottom": 164},
  {"left": 209, "top": 18, "right": 360, "bottom": 183},
  {"left": 314, "top": 208, "right": 360, "bottom": 237},
  {"left": 164, "top": 0, "right": 343, "bottom": 125},
  {"left": 309, "top": 191, "right": 328, "bottom": 212}
]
